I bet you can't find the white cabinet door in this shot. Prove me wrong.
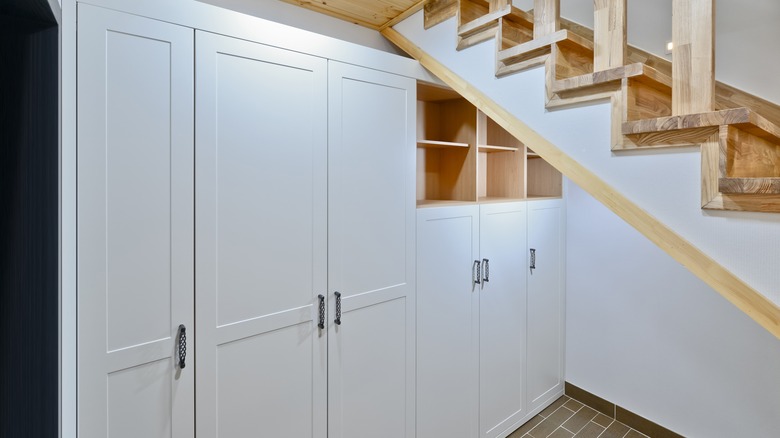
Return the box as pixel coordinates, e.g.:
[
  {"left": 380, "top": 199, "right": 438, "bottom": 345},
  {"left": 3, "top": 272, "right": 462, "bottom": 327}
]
[
  {"left": 416, "top": 205, "right": 480, "bottom": 438},
  {"left": 327, "top": 61, "right": 417, "bottom": 438},
  {"left": 479, "top": 202, "right": 528, "bottom": 438},
  {"left": 526, "top": 199, "right": 566, "bottom": 412},
  {"left": 195, "top": 31, "right": 328, "bottom": 438},
  {"left": 77, "top": 5, "right": 194, "bottom": 437}
]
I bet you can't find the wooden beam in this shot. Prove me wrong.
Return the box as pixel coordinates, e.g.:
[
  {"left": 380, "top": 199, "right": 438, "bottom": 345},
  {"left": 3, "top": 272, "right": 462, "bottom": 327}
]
[
  {"left": 593, "top": 0, "right": 626, "bottom": 71},
  {"left": 381, "top": 26, "right": 780, "bottom": 340},
  {"left": 672, "top": 0, "right": 715, "bottom": 115},
  {"left": 533, "top": 0, "right": 560, "bottom": 39}
]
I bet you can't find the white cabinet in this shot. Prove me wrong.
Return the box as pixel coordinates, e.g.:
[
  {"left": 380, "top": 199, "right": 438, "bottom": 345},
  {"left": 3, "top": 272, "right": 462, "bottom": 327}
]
[
  {"left": 77, "top": 8, "right": 415, "bottom": 437},
  {"left": 194, "top": 31, "right": 328, "bottom": 438},
  {"left": 417, "top": 205, "right": 480, "bottom": 438},
  {"left": 327, "top": 62, "right": 417, "bottom": 438},
  {"left": 527, "top": 199, "right": 566, "bottom": 413},
  {"left": 479, "top": 203, "right": 529, "bottom": 437},
  {"left": 77, "top": 6, "right": 194, "bottom": 437},
  {"left": 416, "top": 199, "right": 564, "bottom": 438}
]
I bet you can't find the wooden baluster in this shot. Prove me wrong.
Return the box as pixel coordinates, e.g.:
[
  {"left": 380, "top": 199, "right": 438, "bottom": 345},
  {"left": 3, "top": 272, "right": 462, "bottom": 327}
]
[
  {"left": 593, "top": 0, "right": 626, "bottom": 71},
  {"left": 672, "top": 0, "right": 715, "bottom": 115},
  {"left": 533, "top": 0, "right": 560, "bottom": 39}
]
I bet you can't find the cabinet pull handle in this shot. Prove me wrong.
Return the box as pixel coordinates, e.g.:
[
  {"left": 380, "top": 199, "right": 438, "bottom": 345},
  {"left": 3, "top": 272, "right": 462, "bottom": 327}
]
[
  {"left": 318, "top": 294, "right": 325, "bottom": 329},
  {"left": 473, "top": 260, "right": 481, "bottom": 285},
  {"left": 177, "top": 324, "right": 187, "bottom": 369},
  {"left": 530, "top": 248, "right": 536, "bottom": 272},
  {"left": 334, "top": 292, "right": 342, "bottom": 325},
  {"left": 482, "top": 258, "right": 489, "bottom": 283}
]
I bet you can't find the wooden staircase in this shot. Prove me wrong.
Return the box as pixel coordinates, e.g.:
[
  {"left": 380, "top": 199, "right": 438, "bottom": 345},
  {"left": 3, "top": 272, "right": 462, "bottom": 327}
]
[
  {"left": 381, "top": 0, "right": 780, "bottom": 339},
  {"left": 415, "top": 0, "right": 780, "bottom": 213}
]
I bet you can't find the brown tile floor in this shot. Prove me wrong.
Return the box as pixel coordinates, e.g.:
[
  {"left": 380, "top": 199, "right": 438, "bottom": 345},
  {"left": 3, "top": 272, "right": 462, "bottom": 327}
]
[{"left": 508, "top": 396, "right": 648, "bottom": 438}]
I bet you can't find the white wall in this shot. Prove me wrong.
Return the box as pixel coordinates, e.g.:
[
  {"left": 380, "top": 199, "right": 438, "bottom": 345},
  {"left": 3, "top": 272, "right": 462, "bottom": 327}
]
[
  {"left": 566, "top": 179, "right": 780, "bottom": 437},
  {"left": 394, "top": 11, "right": 780, "bottom": 438},
  {"left": 196, "top": 0, "right": 405, "bottom": 56}
]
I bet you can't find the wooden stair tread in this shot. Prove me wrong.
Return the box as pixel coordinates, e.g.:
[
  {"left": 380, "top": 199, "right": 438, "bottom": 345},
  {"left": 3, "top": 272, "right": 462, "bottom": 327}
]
[
  {"left": 458, "top": 5, "right": 510, "bottom": 38},
  {"left": 497, "top": 29, "right": 592, "bottom": 66},
  {"left": 623, "top": 107, "right": 780, "bottom": 144},
  {"left": 719, "top": 177, "right": 780, "bottom": 195},
  {"left": 503, "top": 5, "right": 534, "bottom": 27},
  {"left": 552, "top": 63, "right": 671, "bottom": 94}
]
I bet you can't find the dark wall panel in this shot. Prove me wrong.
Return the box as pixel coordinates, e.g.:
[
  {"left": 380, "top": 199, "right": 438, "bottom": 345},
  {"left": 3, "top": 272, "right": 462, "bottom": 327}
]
[{"left": 0, "top": 15, "right": 59, "bottom": 438}]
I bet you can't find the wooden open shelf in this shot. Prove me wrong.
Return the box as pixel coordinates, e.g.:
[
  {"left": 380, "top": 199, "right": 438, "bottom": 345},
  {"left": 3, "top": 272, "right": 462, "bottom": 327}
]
[
  {"left": 417, "top": 82, "right": 477, "bottom": 203},
  {"left": 418, "top": 140, "right": 470, "bottom": 149},
  {"left": 477, "top": 110, "right": 523, "bottom": 200},
  {"left": 417, "top": 82, "right": 562, "bottom": 206}
]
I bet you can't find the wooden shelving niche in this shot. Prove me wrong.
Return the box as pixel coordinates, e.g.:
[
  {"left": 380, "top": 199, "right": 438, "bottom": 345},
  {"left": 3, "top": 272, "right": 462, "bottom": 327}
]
[{"left": 417, "top": 81, "right": 562, "bottom": 206}]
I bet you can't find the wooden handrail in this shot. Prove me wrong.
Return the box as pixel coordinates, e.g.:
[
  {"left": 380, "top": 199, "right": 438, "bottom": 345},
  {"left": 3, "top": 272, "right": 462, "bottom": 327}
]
[{"left": 381, "top": 26, "right": 780, "bottom": 340}]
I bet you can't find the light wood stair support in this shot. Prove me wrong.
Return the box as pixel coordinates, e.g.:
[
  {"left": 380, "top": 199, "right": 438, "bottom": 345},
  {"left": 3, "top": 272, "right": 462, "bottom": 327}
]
[
  {"left": 533, "top": 0, "right": 559, "bottom": 38},
  {"left": 593, "top": 0, "right": 626, "bottom": 72},
  {"left": 606, "top": 0, "right": 716, "bottom": 150},
  {"left": 672, "top": 0, "right": 715, "bottom": 115},
  {"left": 457, "top": 0, "right": 511, "bottom": 49},
  {"left": 548, "top": 0, "right": 628, "bottom": 98},
  {"left": 497, "top": 29, "right": 591, "bottom": 77},
  {"left": 381, "top": 26, "right": 780, "bottom": 339},
  {"left": 495, "top": 0, "right": 572, "bottom": 76}
]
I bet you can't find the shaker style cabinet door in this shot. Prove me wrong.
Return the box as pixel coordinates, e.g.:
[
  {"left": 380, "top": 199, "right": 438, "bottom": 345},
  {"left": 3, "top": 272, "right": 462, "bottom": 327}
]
[
  {"left": 77, "top": 5, "right": 194, "bottom": 438},
  {"left": 416, "top": 205, "right": 481, "bottom": 438},
  {"left": 195, "top": 31, "right": 328, "bottom": 438},
  {"left": 479, "top": 202, "right": 528, "bottom": 438},
  {"left": 327, "top": 61, "right": 417, "bottom": 438},
  {"left": 526, "top": 199, "right": 566, "bottom": 413}
]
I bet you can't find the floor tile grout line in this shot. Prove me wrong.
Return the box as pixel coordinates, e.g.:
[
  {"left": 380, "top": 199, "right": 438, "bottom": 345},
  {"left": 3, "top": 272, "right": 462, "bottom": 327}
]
[
  {"left": 561, "top": 425, "right": 577, "bottom": 434},
  {"left": 592, "top": 418, "right": 615, "bottom": 438}
]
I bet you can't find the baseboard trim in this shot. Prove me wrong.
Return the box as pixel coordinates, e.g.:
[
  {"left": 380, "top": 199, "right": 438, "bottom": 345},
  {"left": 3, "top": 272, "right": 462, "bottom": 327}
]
[{"left": 565, "top": 382, "right": 684, "bottom": 438}]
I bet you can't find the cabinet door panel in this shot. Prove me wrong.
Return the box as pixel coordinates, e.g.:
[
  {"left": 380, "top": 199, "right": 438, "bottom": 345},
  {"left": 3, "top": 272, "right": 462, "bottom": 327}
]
[
  {"left": 77, "top": 6, "right": 194, "bottom": 437},
  {"left": 479, "top": 202, "right": 528, "bottom": 438},
  {"left": 327, "top": 62, "right": 416, "bottom": 438},
  {"left": 416, "top": 206, "right": 480, "bottom": 438},
  {"left": 195, "top": 31, "right": 327, "bottom": 438},
  {"left": 216, "top": 323, "right": 315, "bottom": 438},
  {"left": 527, "top": 200, "right": 565, "bottom": 410}
]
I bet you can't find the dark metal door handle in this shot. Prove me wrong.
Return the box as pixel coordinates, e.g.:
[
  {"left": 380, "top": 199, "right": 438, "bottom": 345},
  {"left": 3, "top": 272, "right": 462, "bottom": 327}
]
[
  {"left": 318, "top": 294, "right": 325, "bottom": 329},
  {"left": 530, "top": 248, "right": 536, "bottom": 272},
  {"left": 334, "top": 292, "right": 342, "bottom": 325},
  {"left": 473, "top": 260, "right": 481, "bottom": 285},
  {"left": 482, "top": 258, "right": 490, "bottom": 283},
  {"left": 177, "top": 324, "right": 187, "bottom": 369}
]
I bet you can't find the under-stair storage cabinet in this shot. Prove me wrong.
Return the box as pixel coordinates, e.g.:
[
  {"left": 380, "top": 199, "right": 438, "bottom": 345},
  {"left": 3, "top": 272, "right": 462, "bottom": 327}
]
[
  {"left": 526, "top": 199, "right": 565, "bottom": 413},
  {"left": 325, "top": 61, "right": 417, "bottom": 438},
  {"left": 78, "top": 5, "right": 416, "bottom": 437},
  {"left": 194, "top": 31, "right": 329, "bottom": 438},
  {"left": 77, "top": 6, "right": 195, "bottom": 437},
  {"left": 416, "top": 199, "right": 564, "bottom": 438}
]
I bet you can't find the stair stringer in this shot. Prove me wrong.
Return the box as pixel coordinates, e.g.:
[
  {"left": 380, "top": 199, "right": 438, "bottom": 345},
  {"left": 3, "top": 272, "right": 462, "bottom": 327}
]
[{"left": 383, "top": 15, "right": 780, "bottom": 340}]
